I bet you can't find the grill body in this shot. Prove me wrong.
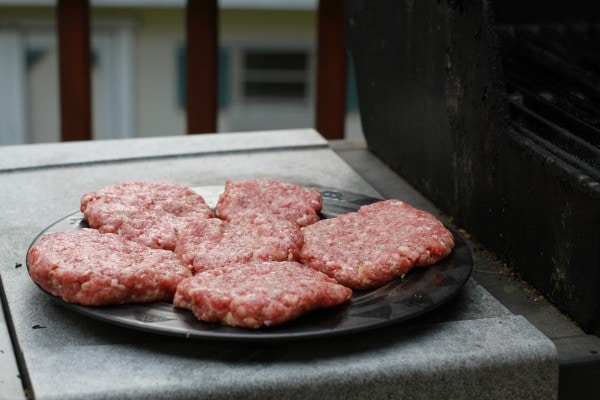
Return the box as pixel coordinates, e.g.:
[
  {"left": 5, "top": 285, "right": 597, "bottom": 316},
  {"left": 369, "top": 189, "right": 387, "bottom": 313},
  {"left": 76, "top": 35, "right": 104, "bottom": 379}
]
[{"left": 347, "top": 0, "right": 600, "bottom": 335}]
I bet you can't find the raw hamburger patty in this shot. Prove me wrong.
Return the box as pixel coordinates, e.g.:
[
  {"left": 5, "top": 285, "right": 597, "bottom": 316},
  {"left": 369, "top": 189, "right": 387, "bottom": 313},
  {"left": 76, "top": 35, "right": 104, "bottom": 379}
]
[
  {"left": 80, "top": 181, "right": 214, "bottom": 250},
  {"left": 173, "top": 261, "right": 353, "bottom": 329},
  {"left": 299, "top": 199, "right": 455, "bottom": 289},
  {"left": 27, "top": 228, "right": 192, "bottom": 306},
  {"left": 175, "top": 218, "right": 304, "bottom": 273},
  {"left": 215, "top": 179, "right": 322, "bottom": 226}
]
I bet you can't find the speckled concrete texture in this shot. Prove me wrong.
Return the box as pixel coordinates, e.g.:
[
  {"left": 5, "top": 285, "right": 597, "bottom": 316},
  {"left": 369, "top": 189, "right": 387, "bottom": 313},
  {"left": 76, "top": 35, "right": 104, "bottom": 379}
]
[
  {"left": 0, "top": 294, "right": 25, "bottom": 400},
  {"left": 0, "top": 130, "right": 558, "bottom": 399}
]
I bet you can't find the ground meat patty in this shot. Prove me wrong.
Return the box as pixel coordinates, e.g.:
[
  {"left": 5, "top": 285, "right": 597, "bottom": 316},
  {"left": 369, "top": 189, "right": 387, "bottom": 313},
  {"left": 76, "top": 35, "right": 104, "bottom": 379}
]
[
  {"left": 175, "top": 218, "right": 303, "bottom": 273},
  {"left": 80, "top": 181, "right": 214, "bottom": 250},
  {"left": 215, "top": 179, "right": 322, "bottom": 227},
  {"left": 173, "top": 261, "right": 352, "bottom": 329},
  {"left": 27, "top": 228, "right": 192, "bottom": 306},
  {"left": 299, "top": 199, "right": 455, "bottom": 289}
]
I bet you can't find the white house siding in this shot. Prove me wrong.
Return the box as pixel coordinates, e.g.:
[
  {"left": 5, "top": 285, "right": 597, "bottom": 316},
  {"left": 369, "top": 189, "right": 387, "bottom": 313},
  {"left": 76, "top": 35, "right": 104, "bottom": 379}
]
[
  {"left": 128, "top": 8, "right": 186, "bottom": 137},
  {"left": 0, "top": 5, "right": 363, "bottom": 144}
]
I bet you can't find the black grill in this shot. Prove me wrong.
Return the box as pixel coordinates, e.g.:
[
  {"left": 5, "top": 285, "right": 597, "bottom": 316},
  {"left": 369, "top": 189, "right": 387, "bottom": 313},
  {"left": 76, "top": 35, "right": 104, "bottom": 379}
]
[
  {"left": 499, "top": 23, "right": 600, "bottom": 190},
  {"left": 346, "top": 0, "right": 600, "bottom": 337}
]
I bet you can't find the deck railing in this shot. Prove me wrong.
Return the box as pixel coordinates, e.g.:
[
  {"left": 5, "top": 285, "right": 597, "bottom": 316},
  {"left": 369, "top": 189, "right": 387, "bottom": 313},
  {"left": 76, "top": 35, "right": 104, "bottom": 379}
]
[{"left": 56, "top": 0, "right": 346, "bottom": 141}]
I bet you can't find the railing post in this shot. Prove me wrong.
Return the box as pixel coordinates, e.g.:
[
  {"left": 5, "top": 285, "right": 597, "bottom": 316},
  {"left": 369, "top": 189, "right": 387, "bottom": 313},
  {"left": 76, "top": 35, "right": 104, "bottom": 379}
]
[
  {"left": 316, "top": 0, "right": 347, "bottom": 140},
  {"left": 57, "top": 0, "right": 92, "bottom": 141},
  {"left": 186, "top": 0, "right": 219, "bottom": 134}
]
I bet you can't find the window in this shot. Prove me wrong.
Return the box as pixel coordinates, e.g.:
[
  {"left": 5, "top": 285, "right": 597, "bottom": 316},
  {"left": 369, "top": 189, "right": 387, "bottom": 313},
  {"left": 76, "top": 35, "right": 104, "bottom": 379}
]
[
  {"left": 241, "top": 50, "right": 309, "bottom": 103},
  {"left": 176, "top": 43, "right": 360, "bottom": 133},
  {"left": 0, "top": 22, "right": 135, "bottom": 145},
  {"left": 226, "top": 45, "right": 315, "bottom": 131}
]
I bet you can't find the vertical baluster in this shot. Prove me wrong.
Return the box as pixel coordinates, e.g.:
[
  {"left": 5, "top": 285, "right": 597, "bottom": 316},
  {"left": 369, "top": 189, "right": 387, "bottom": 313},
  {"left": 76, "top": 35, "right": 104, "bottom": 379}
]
[
  {"left": 186, "top": 0, "right": 219, "bottom": 134},
  {"left": 316, "top": 0, "right": 347, "bottom": 139},
  {"left": 57, "top": 0, "right": 92, "bottom": 141}
]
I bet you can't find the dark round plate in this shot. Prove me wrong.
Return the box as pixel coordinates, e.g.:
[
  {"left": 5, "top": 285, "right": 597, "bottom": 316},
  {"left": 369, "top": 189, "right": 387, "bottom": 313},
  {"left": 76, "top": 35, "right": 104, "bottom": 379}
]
[{"left": 26, "top": 188, "right": 472, "bottom": 341}]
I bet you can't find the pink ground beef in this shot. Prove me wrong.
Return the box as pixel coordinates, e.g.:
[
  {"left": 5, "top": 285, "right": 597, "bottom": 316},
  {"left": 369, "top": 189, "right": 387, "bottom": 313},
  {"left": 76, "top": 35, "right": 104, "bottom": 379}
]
[
  {"left": 299, "top": 199, "right": 455, "bottom": 289},
  {"left": 32, "top": 180, "right": 455, "bottom": 328},
  {"left": 175, "top": 218, "right": 304, "bottom": 273},
  {"left": 27, "top": 228, "right": 192, "bottom": 306},
  {"left": 215, "top": 179, "right": 322, "bottom": 227},
  {"left": 80, "top": 181, "right": 214, "bottom": 250},
  {"left": 173, "top": 261, "right": 353, "bottom": 329}
]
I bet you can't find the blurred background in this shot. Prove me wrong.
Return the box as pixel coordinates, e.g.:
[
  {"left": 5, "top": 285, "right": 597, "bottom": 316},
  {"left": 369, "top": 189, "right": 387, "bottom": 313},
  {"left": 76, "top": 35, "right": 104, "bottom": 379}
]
[{"left": 0, "top": 0, "right": 364, "bottom": 145}]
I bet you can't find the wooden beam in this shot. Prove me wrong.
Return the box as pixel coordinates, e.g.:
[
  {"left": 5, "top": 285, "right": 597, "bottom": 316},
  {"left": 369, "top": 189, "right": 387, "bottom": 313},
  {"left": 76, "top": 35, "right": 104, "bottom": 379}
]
[
  {"left": 57, "top": 0, "right": 92, "bottom": 141},
  {"left": 186, "top": 0, "right": 219, "bottom": 134},
  {"left": 315, "top": 0, "right": 347, "bottom": 140}
]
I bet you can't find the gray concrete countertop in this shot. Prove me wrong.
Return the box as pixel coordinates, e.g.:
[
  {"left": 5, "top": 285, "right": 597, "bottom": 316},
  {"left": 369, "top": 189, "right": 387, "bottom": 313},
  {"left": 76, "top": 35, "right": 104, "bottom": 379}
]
[
  {"left": 0, "top": 297, "right": 24, "bottom": 400},
  {"left": 331, "top": 139, "right": 600, "bottom": 399},
  {"left": 0, "top": 130, "right": 558, "bottom": 399}
]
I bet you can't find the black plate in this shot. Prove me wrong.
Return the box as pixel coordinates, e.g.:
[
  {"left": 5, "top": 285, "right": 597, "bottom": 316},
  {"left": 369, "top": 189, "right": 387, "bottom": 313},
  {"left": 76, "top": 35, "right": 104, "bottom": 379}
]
[{"left": 26, "top": 188, "right": 472, "bottom": 341}]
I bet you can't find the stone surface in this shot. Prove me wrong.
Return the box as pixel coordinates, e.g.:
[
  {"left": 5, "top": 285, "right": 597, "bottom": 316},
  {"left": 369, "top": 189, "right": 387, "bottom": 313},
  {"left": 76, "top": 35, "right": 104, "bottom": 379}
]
[
  {"left": 0, "top": 294, "right": 25, "bottom": 400},
  {"left": 0, "top": 128, "right": 328, "bottom": 172},
  {"left": 0, "top": 130, "right": 558, "bottom": 399}
]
